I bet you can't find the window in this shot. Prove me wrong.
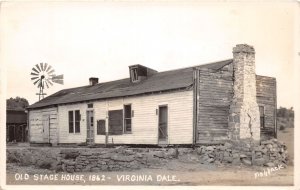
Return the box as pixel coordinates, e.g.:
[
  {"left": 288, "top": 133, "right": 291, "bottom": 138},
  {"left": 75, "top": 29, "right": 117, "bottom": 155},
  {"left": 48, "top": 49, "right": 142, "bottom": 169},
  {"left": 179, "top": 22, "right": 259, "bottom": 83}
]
[
  {"left": 87, "top": 103, "right": 93, "bottom": 108},
  {"left": 259, "top": 106, "right": 265, "bottom": 128},
  {"left": 124, "top": 104, "right": 132, "bottom": 133},
  {"left": 130, "top": 68, "right": 138, "bottom": 82},
  {"left": 69, "top": 110, "right": 81, "bottom": 133},
  {"left": 108, "top": 110, "right": 123, "bottom": 135},
  {"left": 97, "top": 120, "right": 106, "bottom": 135}
]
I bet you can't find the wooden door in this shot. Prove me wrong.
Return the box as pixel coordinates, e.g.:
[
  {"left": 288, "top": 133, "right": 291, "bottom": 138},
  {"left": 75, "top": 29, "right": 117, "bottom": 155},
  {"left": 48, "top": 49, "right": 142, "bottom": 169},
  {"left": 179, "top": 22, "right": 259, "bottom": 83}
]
[
  {"left": 86, "top": 110, "right": 94, "bottom": 144},
  {"left": 158, "top": 105, "right": 168, "bottom": 143},
  {"left": 42, "top": 115, "right": 50, "bottom": 143}
]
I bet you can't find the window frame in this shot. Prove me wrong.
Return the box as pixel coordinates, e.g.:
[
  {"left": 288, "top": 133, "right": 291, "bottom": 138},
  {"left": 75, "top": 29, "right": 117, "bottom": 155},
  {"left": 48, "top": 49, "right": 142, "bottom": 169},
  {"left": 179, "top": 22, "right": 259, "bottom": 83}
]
[
  {"left": 130, "top": 68, "right": 138, "bottom": 82},
  {"left": 259, "top": 106, "right": 265, "bottom": 128},
  {"left": 68, "top": 110, "right": 81, "bottom": 134},
  {"left": 123, "top": 104, "right": 132, "bottom": 133}
]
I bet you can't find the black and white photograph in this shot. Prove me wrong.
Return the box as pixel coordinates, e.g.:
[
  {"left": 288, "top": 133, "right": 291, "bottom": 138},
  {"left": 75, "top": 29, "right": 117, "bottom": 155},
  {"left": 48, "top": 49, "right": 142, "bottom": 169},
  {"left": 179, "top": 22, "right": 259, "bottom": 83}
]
[{"left": 0, "top": 0, "right": 299, "bottom": 189}]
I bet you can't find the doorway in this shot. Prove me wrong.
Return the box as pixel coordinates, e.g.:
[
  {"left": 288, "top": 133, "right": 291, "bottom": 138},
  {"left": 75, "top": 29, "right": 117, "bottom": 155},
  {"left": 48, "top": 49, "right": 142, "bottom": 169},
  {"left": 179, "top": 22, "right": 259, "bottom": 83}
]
[
  {"left": 86, "top": 110, "right": 94, "bottom": 144},
  {"left": 158, "top": 105, "right": 168, "bottom": 144}
]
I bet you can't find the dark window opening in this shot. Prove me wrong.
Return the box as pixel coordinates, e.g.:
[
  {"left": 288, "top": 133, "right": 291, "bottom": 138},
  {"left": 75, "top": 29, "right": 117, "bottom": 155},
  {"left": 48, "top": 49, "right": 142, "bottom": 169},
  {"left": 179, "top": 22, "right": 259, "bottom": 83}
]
[
  {"left": 131, "top": 68, "right": 138, "bottom": 82},
  {"left": 108, "top": 110, "right": 123, "bottom": 135},
  {"left": 97, "top": 120, "right": 106, "bottom": 135},
  {"left": 69, "top": 110, "right": 81, "bottom": 133},
  {"left": 68, "top": 111, "right": 74, "bottom": 133},
  {"left": 87, "top": 103, "right": 93, "bottom": 108},
  {"left": 259, "top": 106, "right": 265, "bottom": 128}
]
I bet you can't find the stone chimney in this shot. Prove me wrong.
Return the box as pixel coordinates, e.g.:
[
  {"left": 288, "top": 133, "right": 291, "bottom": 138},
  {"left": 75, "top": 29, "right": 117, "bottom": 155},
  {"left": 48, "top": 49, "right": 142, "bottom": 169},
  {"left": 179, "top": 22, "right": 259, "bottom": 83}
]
[
  {"left": 89, "top": 77, "right": 99, "bottom": 85},
  {"left": 228, "top": 44, "right": 260, "bottom": 144}
]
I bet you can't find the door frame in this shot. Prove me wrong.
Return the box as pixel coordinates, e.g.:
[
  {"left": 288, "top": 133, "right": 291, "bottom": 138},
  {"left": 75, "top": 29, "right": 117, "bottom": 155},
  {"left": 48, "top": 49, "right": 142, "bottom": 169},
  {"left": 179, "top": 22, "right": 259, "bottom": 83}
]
[
  {"left": 86, "top": 109, "right": 95, "bottom": 144},
  {"left": 157, "top": 104, "right": 168, "bottom": 145}
]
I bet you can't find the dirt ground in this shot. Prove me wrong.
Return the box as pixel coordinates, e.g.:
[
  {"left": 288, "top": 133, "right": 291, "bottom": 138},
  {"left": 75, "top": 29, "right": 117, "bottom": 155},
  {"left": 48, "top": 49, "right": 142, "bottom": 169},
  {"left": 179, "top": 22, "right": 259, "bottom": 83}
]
[{"left": 5, "top": 127, "right": 294, "bottom": 186}]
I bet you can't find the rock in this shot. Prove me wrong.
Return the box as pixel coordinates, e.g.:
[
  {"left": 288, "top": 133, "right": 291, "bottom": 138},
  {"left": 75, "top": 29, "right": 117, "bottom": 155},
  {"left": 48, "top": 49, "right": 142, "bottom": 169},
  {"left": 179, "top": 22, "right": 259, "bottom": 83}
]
[
  {"left": 135, "top": 153, "right": 143, "bottom": 158},
  {"left": 224, "top": 152, "right": 230, "bottom": 157},
  {"left": 232, "top": 153, "right": 239, "bottom": 158},
  {"left": 232, "top": 158, "right": 241, "bottom": 165},
  {"left": 60, "top": 150, "right": 79, "bottom": 159},
  {"left": 208, "top": 153, "right": 215, "bottom": 158},
  {"left": 125, "top": 150, "right": 134, "bottom": 155},
  {"left": 223, "top": 156, "right": 233, "bottom": 163},
  {"left": 206, "top": 146, "right": 215, "bottom": 151},
  {"left": 190, "top": 155, "right": 199, "bottom": 161},
  {"left": 224, "top": 142, "right": 233, "bottom": 149},
  {"left": 240, "top": 154, "right": 247, "bottom": 158},
  {"left": 207, "top": 158, "right": 214, "bottom": 163},
  {"left": 264, "top": 162, "right": 275, "bottom": 167},
  {"left": 253, "top": 158, "right": 266, "bottom": 166},
  {"left": 196, "top": 147, "right": 202, "bottom": 155},
  {"left": 111, "top": 155, "right": 135, "bottom": 162},
  {"left": 241, "top": 158, "right": 252, "bottom": 166},
  {"left": 166, "top": 148, "right": 177, "bottom": 158},
  {"left": 81, "top": 152, "right": 92, "bottom": 156},
  {"left": 152, "top": 151, "right": 165, "bottom": 158}
]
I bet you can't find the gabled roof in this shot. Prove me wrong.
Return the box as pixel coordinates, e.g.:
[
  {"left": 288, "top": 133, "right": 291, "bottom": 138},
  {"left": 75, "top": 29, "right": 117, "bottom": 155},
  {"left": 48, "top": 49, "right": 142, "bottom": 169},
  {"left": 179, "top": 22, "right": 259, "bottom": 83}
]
[{"left": 28, "top": 59, "right": 233, "bottom": 109}]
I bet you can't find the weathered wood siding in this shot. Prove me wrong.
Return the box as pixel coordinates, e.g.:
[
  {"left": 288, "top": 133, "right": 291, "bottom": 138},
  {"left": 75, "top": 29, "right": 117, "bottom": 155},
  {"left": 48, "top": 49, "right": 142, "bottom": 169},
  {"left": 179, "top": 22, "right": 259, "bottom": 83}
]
[
  {"left": 29, "top": 107, "right": 58, "bottom": 143},
  {"left": 196, "top": 67, "right": 234, "bottom": 143},
  {"left": 256, "top": 75, "right": 276, "bottom": 140},
  {"left": 58, "top": 90, "right": 193, "bottom": 144}
]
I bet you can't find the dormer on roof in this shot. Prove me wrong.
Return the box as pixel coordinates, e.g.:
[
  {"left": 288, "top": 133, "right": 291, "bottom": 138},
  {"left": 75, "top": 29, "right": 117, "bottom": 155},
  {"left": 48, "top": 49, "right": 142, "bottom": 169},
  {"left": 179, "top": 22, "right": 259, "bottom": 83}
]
[{"left": 128, "top": 64, "right": 157, "bottom": 83}]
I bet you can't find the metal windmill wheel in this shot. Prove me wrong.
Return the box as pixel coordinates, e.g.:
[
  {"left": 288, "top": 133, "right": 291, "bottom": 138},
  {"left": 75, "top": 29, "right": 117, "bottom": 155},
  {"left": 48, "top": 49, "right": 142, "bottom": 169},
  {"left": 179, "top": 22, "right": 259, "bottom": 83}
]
[{"left": 30, "top": 63, "right": 64, "bottom": 100}]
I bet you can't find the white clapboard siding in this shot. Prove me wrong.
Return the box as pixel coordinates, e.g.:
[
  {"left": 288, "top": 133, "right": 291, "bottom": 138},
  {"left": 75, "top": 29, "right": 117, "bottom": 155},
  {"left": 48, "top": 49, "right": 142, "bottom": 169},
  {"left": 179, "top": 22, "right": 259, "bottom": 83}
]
[
  {"left": 57, "top": 90, "right": 193, "bottom": 144},
  {"left": 58, "top": 104, "right": 88, "bottom": 143},
  {"left": 29, "top": 107, "right": 58, "bottom": 143}
]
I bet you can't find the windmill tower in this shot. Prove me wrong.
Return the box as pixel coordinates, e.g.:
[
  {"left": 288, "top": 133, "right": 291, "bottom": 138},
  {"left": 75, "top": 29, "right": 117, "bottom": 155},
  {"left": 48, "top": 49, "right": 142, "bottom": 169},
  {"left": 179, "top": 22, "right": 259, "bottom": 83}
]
[{"left": 30, "top": 63, "right": 64, "bottom": 101}]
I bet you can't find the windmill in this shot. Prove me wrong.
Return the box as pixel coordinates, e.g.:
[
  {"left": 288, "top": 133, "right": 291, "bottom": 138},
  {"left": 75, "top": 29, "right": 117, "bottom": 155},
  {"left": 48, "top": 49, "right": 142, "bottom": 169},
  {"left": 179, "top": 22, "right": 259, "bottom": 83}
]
[{"left": 30, "top": 63, "right": 64, "bottom": 101}]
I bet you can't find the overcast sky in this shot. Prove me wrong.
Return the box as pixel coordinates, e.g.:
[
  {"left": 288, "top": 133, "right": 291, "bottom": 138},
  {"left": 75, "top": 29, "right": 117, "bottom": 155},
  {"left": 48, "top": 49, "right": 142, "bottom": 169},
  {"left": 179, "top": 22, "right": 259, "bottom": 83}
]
[{"left": 0, "top": 1, "right": 297, "bottom": 108}]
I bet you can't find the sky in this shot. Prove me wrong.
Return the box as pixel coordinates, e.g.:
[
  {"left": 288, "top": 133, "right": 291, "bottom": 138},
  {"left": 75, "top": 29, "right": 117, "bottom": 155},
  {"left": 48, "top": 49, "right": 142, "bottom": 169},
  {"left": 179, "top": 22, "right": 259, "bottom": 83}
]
[{"left": 0, "top": 1, "right": 298, "bottom": 108}]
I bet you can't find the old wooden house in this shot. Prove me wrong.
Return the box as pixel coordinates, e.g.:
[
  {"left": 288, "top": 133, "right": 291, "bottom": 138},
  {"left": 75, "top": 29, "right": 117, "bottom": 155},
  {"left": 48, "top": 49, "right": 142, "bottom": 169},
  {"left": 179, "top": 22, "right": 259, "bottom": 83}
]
[{"left": 27, "top": 44, "right": 277, "bottom": 146}]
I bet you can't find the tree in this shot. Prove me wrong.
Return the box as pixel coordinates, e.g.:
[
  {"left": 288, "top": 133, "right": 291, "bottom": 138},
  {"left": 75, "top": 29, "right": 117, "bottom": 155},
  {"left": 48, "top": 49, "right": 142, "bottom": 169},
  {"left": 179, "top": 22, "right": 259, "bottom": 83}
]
[{"left": 6, "top": 97, "right": 29, "bottom": 110}]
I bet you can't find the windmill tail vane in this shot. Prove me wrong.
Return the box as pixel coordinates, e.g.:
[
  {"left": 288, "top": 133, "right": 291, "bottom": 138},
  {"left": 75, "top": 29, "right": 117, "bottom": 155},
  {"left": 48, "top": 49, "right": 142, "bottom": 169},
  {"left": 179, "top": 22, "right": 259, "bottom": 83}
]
[{"left": 30, "top": 63, "right": 64, "bottom": 101}]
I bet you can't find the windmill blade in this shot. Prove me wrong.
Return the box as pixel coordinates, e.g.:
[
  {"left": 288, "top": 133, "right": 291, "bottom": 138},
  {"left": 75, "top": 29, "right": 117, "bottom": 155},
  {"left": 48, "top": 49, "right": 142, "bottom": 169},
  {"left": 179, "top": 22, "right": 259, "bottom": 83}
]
[
  {"left": 32, "top": 67, "right": 39, "bottom": 74},
  {"left": 33, "top": 79, "right": 40, "bottom": 85},
  {"left": 44, "top": 63, "right": 48, "bottom": 72},
  {"left": 31, "top": 77, "right": 39, "bottom": 81},
  {"left": 46, "top": 65, "right": 52, "bottom": 72},
  {"left": 35, "top": 64, "right": 41, "bottom": 72},
  {"left": 31, "top": 72, "right": 39, "bottom": 76},
  {"left": 40, "top": 63, "right": 44, "bottom": 71},
  {"left": 48, "top": 69, "right": 55, "bottom": 75},
  {"left": 45, "top": 80, "right": 50, "bottom": 88},
  {"left": 46, "top": 79, "right": 53, "bottom": 86},
  {"left": 52, "top": 74, "right": 63, "bottom": 80},
  {"left": 52, "top": 79, "right": 64, "bottom": 85}
]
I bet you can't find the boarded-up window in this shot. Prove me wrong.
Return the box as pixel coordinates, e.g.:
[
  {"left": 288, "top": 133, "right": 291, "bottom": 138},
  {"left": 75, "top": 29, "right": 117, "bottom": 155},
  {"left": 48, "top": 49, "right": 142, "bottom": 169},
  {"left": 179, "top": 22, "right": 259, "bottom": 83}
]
[
  {"left": 259, "top": 106, "right": 265, "bottom": 128},
  {"left": 124, "top": 104, "right": 132, "bottom": 133},
  {"left": 97, "top": 120, "right": 106, "bottom": 135},
  {"left": 69, "top": 110, "right": 80, "bottom": 133},
  {"left": 108, "top": 110, "right": 123, "bottom": 135}
]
